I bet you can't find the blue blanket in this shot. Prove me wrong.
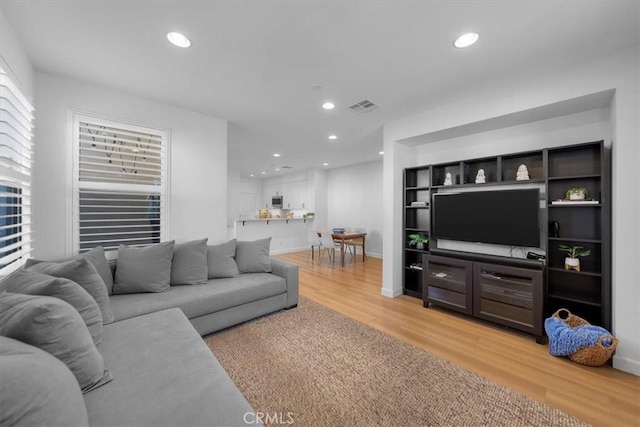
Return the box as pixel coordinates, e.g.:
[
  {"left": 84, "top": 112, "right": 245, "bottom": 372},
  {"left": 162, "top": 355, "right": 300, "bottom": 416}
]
[{"left": 544, "top": 317, "right": 613, "bottom": 356}]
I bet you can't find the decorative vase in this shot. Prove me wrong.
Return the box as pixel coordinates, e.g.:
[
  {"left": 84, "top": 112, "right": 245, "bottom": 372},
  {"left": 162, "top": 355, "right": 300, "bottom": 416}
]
[
  {"left": 416, "top": 242, "right": 424, "bottom": 251},
  {"left": 564, "top": 257, "right": 580, "bottom": 271},
  {"left": 568, "top": 192, "right": 585, "bottom": 201}
]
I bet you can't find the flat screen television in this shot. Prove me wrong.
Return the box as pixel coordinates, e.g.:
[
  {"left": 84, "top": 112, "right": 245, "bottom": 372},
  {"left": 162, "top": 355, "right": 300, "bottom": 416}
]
[{"left": 432, "top": 189, "right": 540, "bottom": 247}]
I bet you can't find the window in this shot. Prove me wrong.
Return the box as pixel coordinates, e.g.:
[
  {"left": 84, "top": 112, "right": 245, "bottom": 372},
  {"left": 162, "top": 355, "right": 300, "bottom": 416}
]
[
  {"left": 72, "top": 113, "right": 168, "bottom": 254},
  {"left": 0, "top": 67, "right": 34, "bottom": 275}
]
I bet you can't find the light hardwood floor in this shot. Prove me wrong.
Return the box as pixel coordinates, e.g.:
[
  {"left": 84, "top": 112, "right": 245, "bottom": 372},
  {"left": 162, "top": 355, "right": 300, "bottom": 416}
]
[{"left": 276, "top": 250, "right": 640, "bottom": 427}]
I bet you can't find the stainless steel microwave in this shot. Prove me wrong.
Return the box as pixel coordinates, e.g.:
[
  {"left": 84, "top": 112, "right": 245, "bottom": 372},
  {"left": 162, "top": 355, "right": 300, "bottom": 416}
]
[{"left": 272, "top": 195, "right": 283, "bottom": 207}]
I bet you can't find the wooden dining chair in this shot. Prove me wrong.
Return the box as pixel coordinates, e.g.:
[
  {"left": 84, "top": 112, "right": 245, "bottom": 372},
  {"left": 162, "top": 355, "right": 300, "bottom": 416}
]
[{"left": 345, "top": 228, "right": 366, "bottom": 262}]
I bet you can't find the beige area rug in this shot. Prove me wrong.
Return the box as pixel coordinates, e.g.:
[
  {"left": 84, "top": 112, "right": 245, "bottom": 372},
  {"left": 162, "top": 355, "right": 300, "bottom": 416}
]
[{"left": 204, "top": 298, "right": 587, "bottom": 427}]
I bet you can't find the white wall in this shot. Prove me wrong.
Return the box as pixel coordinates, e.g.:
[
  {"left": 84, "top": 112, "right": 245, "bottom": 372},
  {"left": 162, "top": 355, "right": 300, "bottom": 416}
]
[
  {"left": 33, "top": 72, "right": 228, "bottom": 258},
  {"left": 327, "top": 161, "right": 383, "bottom": 258},
  {"left": 0, "top": 9, "right": 34, "bottom": 99},
  {"left": 382, "top": 46, "right": 640, "bottom": 375}
]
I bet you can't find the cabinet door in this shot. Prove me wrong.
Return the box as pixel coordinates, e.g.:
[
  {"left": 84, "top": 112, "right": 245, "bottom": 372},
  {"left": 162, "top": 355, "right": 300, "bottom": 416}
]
[
  {"left": 472, "top": 262, "right": 543, "bottom": 337},
  {"left": 423, "top": 255, "right": 473, "bottom": 315}
]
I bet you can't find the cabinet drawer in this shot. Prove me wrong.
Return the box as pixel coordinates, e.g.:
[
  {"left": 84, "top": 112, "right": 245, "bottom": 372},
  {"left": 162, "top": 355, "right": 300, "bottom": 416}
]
[
  {"left": 427, "top": 286, "right": 471, "bottom": 315},
  {"left": 476, "top": 298, "right": 534, "bottom": 332}
]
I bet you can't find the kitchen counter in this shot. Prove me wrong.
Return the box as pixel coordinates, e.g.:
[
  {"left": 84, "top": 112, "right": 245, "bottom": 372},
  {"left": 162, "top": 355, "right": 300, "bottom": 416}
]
[
  {"left": 236, "top": 218, "right": 313, "bottom": 226},
  {"left": 233, "top": 218, "right": 314, "bottom": 254}
]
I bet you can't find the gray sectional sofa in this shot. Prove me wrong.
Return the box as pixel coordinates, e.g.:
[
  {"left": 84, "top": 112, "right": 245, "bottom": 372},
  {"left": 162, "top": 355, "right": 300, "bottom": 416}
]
[{"left": 0, "top": 237, "right": 299, "bottom": 427}]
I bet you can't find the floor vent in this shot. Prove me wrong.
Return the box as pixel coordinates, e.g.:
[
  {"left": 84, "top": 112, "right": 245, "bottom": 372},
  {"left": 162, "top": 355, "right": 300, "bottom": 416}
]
[{"left": 348, "top": 99, "right": 380, "bottom": 113}]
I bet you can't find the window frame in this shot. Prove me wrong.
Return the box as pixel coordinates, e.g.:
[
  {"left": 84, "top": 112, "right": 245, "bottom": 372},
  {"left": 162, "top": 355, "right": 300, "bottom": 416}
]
[
  {"left": 0, "top": 67, "right": 34, "bottom": 275},
  {"left": 70, "top": 112, "right": 170, "bottom": 257}
]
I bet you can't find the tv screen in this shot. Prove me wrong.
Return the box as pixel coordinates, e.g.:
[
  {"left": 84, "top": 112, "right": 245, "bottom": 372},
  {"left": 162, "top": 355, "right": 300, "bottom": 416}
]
[{"left": 432, "top": 189, "right": 540, "bottom": 247}]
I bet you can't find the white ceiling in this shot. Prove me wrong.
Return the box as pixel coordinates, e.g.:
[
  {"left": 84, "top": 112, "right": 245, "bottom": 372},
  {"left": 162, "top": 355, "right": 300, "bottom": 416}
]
[{"left": 2, "top": 1, "right": 638, "bottom": 179}]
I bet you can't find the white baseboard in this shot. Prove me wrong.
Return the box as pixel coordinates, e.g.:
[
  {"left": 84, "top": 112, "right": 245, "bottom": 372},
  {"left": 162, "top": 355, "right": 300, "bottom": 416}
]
[
  {"left": 270, "top": 246, "right": 308, "bottom": 255},
  {"left": 381, "top": 287, "right": 403, "bottom": 298},
  {"left": 613, "top": 354, "right": 640, "bottom": 376}
]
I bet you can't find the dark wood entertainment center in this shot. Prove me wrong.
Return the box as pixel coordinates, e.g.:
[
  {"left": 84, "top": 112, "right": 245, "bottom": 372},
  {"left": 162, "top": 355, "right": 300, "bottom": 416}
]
[{"left": 403, "top": 140, "right": 611, "bottom": 340}]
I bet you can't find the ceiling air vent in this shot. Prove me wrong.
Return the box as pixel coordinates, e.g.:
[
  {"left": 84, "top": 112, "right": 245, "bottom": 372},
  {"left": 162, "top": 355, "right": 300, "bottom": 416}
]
[
  {"left": 281, "top": 165, "right": 293, "bottom": 169},
  {"left": 347, "top": 99, "right": 379, "bottom": 113}
]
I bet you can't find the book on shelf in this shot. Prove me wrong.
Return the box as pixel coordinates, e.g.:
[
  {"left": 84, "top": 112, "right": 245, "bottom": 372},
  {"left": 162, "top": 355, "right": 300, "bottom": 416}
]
[
  {"left": 410, "top": 201, "right": 428, "bottom": 207},
  {"left": 551, "top": 199, "right": 599, "bottom": 205}
]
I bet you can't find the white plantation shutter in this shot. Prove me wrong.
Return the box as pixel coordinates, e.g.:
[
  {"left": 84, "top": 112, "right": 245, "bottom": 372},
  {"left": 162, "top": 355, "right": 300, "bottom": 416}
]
[
  {"left": 72, "top": 114, "right": 168, "bottom": 253},
  {"left": 0, "top": 67, "right": 34, "bottom": 275}
]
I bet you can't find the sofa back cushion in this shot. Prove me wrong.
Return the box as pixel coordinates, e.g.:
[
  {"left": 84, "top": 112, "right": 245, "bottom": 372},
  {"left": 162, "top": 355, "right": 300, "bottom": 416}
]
[
  {"left": 207, "top": 239, "right": 240, "bottom": 279},
  {"left": 0, "top": 292, "right": 113, "bottom": 393},
  {"left": 235, "top": 237, "right": 272, "bottom": 273},
  {"left": 0, "top": 336, "right": 89, "bottom": 427},
  {"left": 113, "top": 241, "right": 175, "bottom": 294},
  {"left": 0, "top": 269, "right": 104, "bottom": 345},
  {"left": 171, "top": 238, "right": 208, "bottom": 285},
  {"left": 25, "top": 257, "right": 115, "bottom": 324}
]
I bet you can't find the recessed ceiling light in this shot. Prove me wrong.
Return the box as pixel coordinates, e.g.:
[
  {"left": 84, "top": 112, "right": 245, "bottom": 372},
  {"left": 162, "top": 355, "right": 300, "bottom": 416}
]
[
  {"left": 276, "top": 168, "right": 280, "bottom": 171},
  {"left": 261, "top": 171, "right": 266, "bottom": 175},
  {"left": 379, "top": 151, "right": 384, "bottom": 155},
  {"left": 322, "top": 162, "right": 329, "bottom": 166},
  {"left": 454, "top": 32, "right": 479, "bottom": 48},
  {"left": 250, "top": 174, "right": 254, "bottom": 177},
  {"left": 273, "top": 153, "right": 281, "bottom": 157},
  {"left": 167, "top": 32, "right": 191, "bottom": 48},
  {"left": 328, "top": 135, "right": 338, "bottom": 140},
  {"left": 322, "top": 102, "right": 335, "bottom": 110}
]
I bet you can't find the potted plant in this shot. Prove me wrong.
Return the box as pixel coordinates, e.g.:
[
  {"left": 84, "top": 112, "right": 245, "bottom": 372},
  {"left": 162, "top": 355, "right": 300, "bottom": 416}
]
[
  {"left": 408, "top": 234, "right": 429, "bottom": 251},
  {"left": 565, "top": 187, "right": 589, "bottom": 201},
  {"left": 558, "top": 244, "right": 591, "bottom": 271}
]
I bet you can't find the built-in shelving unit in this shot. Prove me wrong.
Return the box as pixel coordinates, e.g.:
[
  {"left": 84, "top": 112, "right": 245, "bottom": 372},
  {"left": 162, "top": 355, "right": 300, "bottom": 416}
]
[
  {"left": 546, "top": 141, "right": 611, "bottom": 330},
  {"left": 402, "top": 140, "right": 611, "bottom": 333}
]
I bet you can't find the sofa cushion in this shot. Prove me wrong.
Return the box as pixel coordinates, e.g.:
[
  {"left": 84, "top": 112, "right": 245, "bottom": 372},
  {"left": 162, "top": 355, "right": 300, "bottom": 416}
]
[
  {"left": 84, "top": 308, "right": 257, "bottom": 427},
  {"left": 0, "top": 269, "right": 104, "bottom": 345},
  {"left": 207, "top": 239, "right": 240, "bottom": 279},
  {"left": 0, "top": 292, "right": 113, "bottom": 393},
  {"left": 79, "top": 247, "right": 114, "bottom": 295},
  {"left": 235, "top": 237, "right": 272, "bottom": 273},
  {"left": 0, "top": 336, "right": 89, "bottom": 427},
  {"left": 171, "top": 238, "right": 208, "bottom": 285},
  {"left": 109, "top": 273, "right": 286, "bottom": 322},
  {"left": 25, "top": 257, "right": 115, "bottom": 324},
  {"left": 113, "top": 241, "right": 175, "bottom": 294}
]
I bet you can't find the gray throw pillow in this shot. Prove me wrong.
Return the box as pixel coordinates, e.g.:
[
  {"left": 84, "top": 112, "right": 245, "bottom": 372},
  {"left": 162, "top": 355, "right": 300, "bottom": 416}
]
[
  {"left": 207, "top": 239, "right": 240, "bottom": 279},
  {"left": 113, "top": 241, "right": 175, "bottom": 294},
  {"left": 79, "top": 246, "right": 114, "bottom": 295},
  {"left": 0, "top": 336, "right": 89, "bottom": 427},
  {"left": 25, "top": 257, "right": 115, "bottom": 324},
  {"left": 0, "top": 292, "right": 113, "bottom": 393},
  {"left": 170, "top": 238, "right": 208, "bottom": 285},
  {"left": 0, "top": 269, "right": 103, "bottom": 345},
  {"left": 235, "top": 237, "right": 272, "bottom": 273}
]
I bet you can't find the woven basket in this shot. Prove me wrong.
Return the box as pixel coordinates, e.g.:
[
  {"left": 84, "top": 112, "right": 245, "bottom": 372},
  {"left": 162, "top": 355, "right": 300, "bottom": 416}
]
[{"left": 552, "top": 309, "right": 618, "bottom": 367}]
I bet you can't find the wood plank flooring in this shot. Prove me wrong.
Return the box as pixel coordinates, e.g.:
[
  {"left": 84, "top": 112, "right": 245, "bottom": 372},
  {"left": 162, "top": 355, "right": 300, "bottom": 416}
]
[{"left": 275, "top": 251, "right": 640, "bottom": 427}]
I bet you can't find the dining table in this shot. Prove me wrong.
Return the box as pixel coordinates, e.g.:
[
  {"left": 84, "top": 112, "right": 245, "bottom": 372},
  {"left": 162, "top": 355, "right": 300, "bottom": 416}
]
[{"left": 331, "top": 232, "right": 367, "bottom": 267}]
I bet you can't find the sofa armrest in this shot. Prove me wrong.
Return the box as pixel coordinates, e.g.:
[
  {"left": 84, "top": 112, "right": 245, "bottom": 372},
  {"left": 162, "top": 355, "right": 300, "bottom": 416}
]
[{"left": 271, "top": 258, "right": 298, "bottom": 308}]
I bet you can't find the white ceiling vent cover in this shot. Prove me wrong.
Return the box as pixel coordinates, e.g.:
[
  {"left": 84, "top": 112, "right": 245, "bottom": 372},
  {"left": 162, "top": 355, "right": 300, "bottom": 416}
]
[
  {"left": 348, "top": 99, "right": 380, "bottom": 113},
  {"left": 281, "top": 165, "right": 293, "bottom": 169}
]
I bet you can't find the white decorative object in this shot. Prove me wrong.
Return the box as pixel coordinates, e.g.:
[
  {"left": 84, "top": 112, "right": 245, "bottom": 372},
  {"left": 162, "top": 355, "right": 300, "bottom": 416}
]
[
  {"left": 516, "top": 164, "right": 530, "bottom": 181},
  {"left": 443, "top": 172, "right": 453, "bottom": 186},
  {"left": 475, "top": 169, "right": 486, "bottom": 184}
]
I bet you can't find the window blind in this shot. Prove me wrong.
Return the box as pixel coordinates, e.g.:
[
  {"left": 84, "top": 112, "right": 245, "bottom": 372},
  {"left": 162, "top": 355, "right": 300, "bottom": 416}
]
[
  {"left": 73, "top": 114, "right": 167, "bottom": 253},
  {"left": 0, "top": 67, "right": 34, "bottom": 275}
]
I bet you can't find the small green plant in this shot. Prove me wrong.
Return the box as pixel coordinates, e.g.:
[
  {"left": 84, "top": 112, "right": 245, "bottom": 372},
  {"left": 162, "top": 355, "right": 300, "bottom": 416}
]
[
  {"left": 565, "top": 187, "right": 589, "bottom": 200},
  {"left": 408, "top": 234, "right": 429, "bottom": 246},
  {"left": 558, "top": 244, "right": 591, "bottom": 258}
]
